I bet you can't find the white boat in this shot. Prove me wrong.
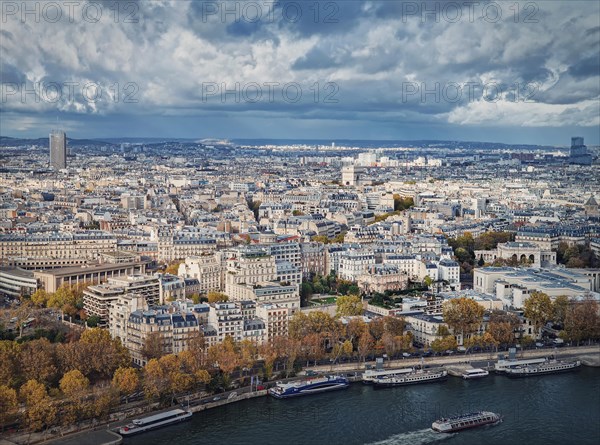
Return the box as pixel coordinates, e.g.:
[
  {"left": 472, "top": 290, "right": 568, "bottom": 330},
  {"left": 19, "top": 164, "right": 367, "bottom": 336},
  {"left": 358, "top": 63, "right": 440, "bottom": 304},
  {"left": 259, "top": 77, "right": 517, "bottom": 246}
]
[
  {"left": 362, "top": 367, "right": 414, "bottom": 384},
  {"left": 494, "top": 357, "right": 547, "bottom": 373},
  {"left": 462, "top": 368, "right": 489, "bottom": 379},
  {"left": 372, "top": 369, "right": 448, "bottom": 388},
  {"left": 268, "top": 375, "right": 350, "bottom": 399},
  {"left": 119, "top": 408, "right": 192, "bottom": 436},
  {"left": 505, "top": 359, "right": 581, "bottom": 378},
  {"left": 432, "top": 411, "right": 502, "bottom": 433}
]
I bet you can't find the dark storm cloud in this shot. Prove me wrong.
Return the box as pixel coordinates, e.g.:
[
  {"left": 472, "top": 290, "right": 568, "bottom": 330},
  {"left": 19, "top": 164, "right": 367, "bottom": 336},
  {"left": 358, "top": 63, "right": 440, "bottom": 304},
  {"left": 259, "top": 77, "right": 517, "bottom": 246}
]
[{"left": 1, "top": 0, "right": 599, "bottom": 143}]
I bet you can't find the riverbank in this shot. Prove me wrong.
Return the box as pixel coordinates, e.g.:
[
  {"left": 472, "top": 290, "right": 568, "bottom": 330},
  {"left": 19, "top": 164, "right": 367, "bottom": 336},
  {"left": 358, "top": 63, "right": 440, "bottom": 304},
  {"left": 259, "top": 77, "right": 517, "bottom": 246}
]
[{"left": 6, "top": 344, "right": 598, "bottom": 445}]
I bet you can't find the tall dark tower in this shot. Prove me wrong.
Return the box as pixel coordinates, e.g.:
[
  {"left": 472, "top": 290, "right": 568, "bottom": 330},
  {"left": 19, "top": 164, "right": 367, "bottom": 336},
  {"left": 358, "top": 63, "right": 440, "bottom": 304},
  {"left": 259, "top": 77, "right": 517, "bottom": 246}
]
[
  {"left": 569, "top": 137, "right": 592, "bottom": 165},
  {"left": 49, "top": 130, "right": 67, "bottom": 170}
]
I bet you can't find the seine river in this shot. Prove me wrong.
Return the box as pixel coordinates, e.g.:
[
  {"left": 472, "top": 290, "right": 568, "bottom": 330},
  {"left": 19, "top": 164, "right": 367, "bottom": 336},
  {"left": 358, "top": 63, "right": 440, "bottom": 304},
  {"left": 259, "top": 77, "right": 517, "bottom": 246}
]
[{"left": 126, "top": 367, "right": 600, "bottom": 445}]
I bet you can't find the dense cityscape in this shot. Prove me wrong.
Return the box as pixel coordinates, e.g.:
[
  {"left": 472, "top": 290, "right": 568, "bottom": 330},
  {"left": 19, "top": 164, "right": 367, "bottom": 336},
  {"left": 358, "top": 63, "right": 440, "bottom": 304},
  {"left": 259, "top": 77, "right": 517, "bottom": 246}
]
[
  {"left": 0, "top": 133, "right": 599, "bottom": 444},
  {"left": 1, "top": 1, "right": 599, "bottom": 445}
]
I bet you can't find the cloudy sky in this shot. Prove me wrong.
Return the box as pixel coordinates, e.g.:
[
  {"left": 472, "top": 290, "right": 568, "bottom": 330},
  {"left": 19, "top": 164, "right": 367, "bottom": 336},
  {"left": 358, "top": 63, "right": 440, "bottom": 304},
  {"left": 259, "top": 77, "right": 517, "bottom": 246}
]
[{"left": 1, "top": 0, "right": 599, "bottom": 145}]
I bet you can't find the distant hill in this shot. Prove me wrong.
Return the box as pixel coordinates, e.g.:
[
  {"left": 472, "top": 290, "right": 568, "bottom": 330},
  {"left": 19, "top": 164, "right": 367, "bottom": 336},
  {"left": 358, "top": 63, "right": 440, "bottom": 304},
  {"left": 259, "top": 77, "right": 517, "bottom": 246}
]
[{"left": 0, "top": 136, "right": 115, "bottom": 147}]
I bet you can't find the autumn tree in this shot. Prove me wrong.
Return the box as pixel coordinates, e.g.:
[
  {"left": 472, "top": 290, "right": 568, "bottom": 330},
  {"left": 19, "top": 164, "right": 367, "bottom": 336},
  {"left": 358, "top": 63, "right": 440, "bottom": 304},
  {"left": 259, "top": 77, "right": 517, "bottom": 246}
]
[
  {"left": 431, "top": 335, "right": 458, "bottom": 353},
  {"left": 142, "top": 332, "right": 165, "bottom": 361},
  {"left": 487, "top": 310, "right": 521, "bottom": 347},
  {"left": 207, "top": 291, "right": 229, "bottom": 303},
  {"left": 59, "top": 370, "right": 90, "bottom": 424},
  {"left": 383, "top": 316, "right": 406, "bottom": 336},
  {"left": 112, "top": 367, "right": 139, "bottom": 403},
  {"left": 335, "top": 295, "right": 363, "bottom": 317},
  {"left": 523, "top": 291, "right": 554, "bottom": 335},
  {"left": 357, "top": 330, "right": 374, "bottom": 362},
  {"left": 466, "top": 332, "right": 498, "bottom": 352},
  {"left": 239, "top": 339, "right": 258, "bottom": 375},
  {"left": 562, "top": 298, "right": 600, "bottom": 345},
  {"left": 159, "top": 354, "right": 194, "bottom": 403},
  {"left": 208, "top": 336, "right": 239, "bottom": 386},
  {"left": 369, "top": 318, "right": 385, "bottom": 342},
  {"left": 258, "top": 341, "right": 277, "bottom": 380},
  {"left": 19, "top": 338, "right": 58, "bottom": 386},
  {"left": 442, "top": 298, "right": 485, "bottom": 342},
  {"left": 300, "top": 333, "right": 325, "bottom": 366},
  {"left": 47, "top": 283, "right": 85, "bottom": 318},
  {"left": 0, "top": 385, "right": 18, "bottom": 426},
  {"left": 332, "top": 339, "right": 354, "bottom": 362},
  {"left": 179, "top": 351, "right": 211, "bottom": 387},
  {"left": 552, "top": 295, "right": 570, "bottom": 326},
  {"left": 11, "top": 298, "right": 33, "bottom": 338},
  {"left": 30, "top": 289, "right": 50, "bottom": 307},
  {"left": 165, "top": 260, "right": 183, "bottom": 275},
  {"left": 143, "top": 358, "right": 167, "bottom": 400},
  {"left": 20, "top": 379, "right": 57, "bottom": 431},
  {"left": 79, "top": 328, "right": 130, "bottom": 379},
  {"left": 0, "top": 340, "right": 21, "bottom": 387}
]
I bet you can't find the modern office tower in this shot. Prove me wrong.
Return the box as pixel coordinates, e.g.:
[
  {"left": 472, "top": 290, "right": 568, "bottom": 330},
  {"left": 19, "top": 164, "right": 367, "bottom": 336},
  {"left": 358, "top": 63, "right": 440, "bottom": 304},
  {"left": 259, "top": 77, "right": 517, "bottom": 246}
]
[
  {"left": 569, "top": 137, "right": 592, "bottom": 165},
  {"left": 49, "top": 130, "right": 67, "bottom": 169}
]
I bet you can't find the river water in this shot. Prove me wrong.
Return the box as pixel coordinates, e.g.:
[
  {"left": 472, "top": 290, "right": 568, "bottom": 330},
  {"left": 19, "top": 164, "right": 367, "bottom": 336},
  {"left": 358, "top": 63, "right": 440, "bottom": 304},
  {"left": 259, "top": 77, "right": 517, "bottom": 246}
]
[{"left": 125, "top": 367, "right": 600, "bottom": 445}]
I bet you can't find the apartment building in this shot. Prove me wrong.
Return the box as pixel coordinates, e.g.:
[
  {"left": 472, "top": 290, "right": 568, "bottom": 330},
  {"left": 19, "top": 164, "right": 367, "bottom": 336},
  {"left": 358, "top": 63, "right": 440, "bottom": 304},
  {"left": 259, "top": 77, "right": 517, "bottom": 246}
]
[
  {"left": 83, "top": 274, "right": 160, "bottom": 327},
  {"left": 178, "top": 254, "right": 224, "bottom": 294},
  {"left": 208, "top": 302, "right": 244, "bottom": 343},
  {"left": 339, "top": 250, "right": 376, "bottom": 281},
  {"left": 34, "top": 261, "right": 147, "bottom": 293},
  {"left": 358, "top": 264, "right": 408, "bottom": 294},
  {"left": 0, "top": 231, "right": 118, "bottom": 265},
  {"left": 256, "top": 303, "right": 289, "bottom": 342},
  {"left": 126, "top": 308, "right": 200, "bottom": 366}
]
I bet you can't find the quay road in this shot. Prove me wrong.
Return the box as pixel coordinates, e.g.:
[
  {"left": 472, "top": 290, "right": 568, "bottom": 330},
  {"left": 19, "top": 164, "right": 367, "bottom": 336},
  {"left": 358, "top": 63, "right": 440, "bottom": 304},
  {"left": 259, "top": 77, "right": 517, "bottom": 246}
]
[{"left": 304, "top": 344, "right": 600, "bottom": 374}]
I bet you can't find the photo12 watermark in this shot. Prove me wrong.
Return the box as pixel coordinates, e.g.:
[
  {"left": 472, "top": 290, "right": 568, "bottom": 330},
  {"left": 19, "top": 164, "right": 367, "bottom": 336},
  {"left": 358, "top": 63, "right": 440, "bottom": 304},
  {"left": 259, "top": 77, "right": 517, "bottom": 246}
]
[
  {"left": 198, "top": 1, "right": 339, "bottom": 24},
  {"left": 400, "top": 81, "right": 539, "bottom": 104},
  {"left": 1, "top": 1, "right": 140, "bottom": 24},
  {"left": 396, "top": 1, "right": 539, "bottom": 24},
  {"left": 1, "top": 81, "right": 139, "bottom": 104},
  {"left": 200, "top": 81, "right": 340, "bottom": 104}
]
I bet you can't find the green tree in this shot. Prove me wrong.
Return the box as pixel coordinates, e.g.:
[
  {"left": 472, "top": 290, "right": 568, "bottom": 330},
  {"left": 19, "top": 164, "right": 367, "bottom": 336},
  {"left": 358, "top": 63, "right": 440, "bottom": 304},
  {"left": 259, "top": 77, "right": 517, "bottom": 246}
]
[
  {"left": 86, "top": 315, "right": 100, "bottom": 327},
  {"left": 336, "top": 295, "right": 363, "bottom": 317}
]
